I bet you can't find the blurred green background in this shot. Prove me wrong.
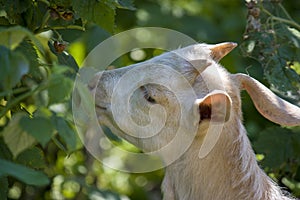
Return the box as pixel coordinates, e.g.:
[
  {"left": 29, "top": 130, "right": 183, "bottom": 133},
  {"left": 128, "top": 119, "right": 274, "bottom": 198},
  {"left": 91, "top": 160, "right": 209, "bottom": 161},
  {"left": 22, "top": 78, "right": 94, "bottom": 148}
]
[{"left": 0, "top": 0, "right": 300, "bottom": 199}]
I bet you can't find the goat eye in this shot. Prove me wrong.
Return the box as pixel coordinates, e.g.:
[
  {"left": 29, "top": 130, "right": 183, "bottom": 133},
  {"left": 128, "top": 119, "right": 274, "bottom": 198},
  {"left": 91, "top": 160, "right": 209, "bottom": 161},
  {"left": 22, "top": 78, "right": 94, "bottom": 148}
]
[
  {"left": 145, "top": 95, "right": 156, "bottom": 103},
  {"left": 140, "top": 86, "right": 156, "bottom": 103}
]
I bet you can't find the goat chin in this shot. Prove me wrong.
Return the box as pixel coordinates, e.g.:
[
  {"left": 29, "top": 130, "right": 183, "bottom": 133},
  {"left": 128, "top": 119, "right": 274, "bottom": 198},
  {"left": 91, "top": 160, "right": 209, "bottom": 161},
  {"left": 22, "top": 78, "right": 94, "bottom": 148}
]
[{"left": 90, "top": 43, "right": 299, "bottom": 200}]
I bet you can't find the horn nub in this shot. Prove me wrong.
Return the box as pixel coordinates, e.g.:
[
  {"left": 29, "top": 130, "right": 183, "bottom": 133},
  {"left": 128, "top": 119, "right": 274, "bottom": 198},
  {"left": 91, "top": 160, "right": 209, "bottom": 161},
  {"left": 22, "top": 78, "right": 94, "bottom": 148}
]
[{"left": 209, "top": 42, "right": 237, "bottom": 61}]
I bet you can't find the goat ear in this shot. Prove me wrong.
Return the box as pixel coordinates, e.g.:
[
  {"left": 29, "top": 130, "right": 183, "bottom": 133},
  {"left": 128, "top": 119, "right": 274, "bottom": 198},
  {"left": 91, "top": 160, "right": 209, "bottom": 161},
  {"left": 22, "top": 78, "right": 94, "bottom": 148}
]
[
  {"left": 235, "top": 73, "right": 300, "bottom": 126},
  {"left": 195, "top": 90, "right": 232, "bottom": 124},
  {"left": 208, "top": 42, "right": 237, "bottom": 61}
]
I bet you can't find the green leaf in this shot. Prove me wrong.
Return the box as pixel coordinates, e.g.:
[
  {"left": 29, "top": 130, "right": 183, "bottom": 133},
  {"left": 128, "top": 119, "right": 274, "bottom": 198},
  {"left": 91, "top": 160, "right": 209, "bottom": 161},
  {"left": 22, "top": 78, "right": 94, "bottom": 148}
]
[
  {"left": 53, "top": 116, "right": 77, "bottom": 151},
  {"left": 0, "top": 176, "right": 8, "bottom": 200},
  {"left": 0, "top": 137, "right": 13, "bottom": 160},
  {"left": 48, "top": 41, "right": 79, "bottom": 75},
  {"left": 253, "top": 127, "right": 293, "bottom": 169},
  {"left": 52, "top": 0, "right": 73, "bottom": 7},
  {"left": 114, "top": 0, "right": 135, "bottom": 10},
  {"left": 19, "top": 116, "right": 54, "bottom": 147},
  {"left": 47, "top": 74, "right": 73, "bottom": 105},
  {"left": 0, "top": 28, "right": 26, "bottom": 49},
  {"left": 242, "top": 2, "right": 300, "bottom": 106},
  {"left": 14, "top": 40, "right": 40, "bottom": 76},
  {"left": 265, "top": 58, "right": 300, "bottom": 104},
  {"left": 0, "top": 16, "right": 10, "bottom": 26},
  {"left": 73, "top": 79, "right": 95, "bottom": 119},
  {"left": 0, "top": 46, "right": 29, "bottom": 91},
  {"left": 295, "top": 166, "right": 300, "bottom": 182},
  {"left": 16, "top": 147, "right": 46, "bottom": 169},
  {"left": 0, "top": 26, "right": 45, "bottom": 55},
  {"left": 72, "top": 0, "right": 115, "bottom": 33},
  {"left": 1, "top": 114, "right": 36, "bottom": 158},
  {"left": 1, "top": 0, "right": 32, "bottom": 25},
  {"left": 72, "top": 78, "right": 95, "bottom": 135},
  {"left": 0, "top": 158, "right": 49, "bottom": 186}
]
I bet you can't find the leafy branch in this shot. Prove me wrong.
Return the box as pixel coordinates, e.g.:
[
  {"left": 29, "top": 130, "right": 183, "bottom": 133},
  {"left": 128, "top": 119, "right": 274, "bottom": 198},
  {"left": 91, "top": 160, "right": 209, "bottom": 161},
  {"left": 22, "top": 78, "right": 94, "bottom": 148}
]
[
  {"left": 0, "top": 83, "right": 47, "bottom": 118},
  {"left": 260, "top": 4, "right": 300, "bottom": 30},
  {"left": 0, "top": 0, "right": 135, "bottom": 197},
  {"left": 242, "top": 0, "right": 300, "bottom": 106}
]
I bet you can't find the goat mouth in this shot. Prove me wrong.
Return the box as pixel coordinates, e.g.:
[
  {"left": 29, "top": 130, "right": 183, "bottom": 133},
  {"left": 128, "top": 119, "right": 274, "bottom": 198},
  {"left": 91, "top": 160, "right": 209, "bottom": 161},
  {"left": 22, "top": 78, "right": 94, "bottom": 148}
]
[{"left": 95, "top": 104, "right": 107, "bottom": 110}]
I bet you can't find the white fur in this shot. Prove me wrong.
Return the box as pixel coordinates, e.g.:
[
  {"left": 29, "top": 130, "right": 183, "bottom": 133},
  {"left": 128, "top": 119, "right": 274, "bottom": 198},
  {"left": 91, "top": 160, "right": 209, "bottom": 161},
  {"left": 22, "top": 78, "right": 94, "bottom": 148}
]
[{"left": 89, "top": 43, "right": 299, "bottom": 200}]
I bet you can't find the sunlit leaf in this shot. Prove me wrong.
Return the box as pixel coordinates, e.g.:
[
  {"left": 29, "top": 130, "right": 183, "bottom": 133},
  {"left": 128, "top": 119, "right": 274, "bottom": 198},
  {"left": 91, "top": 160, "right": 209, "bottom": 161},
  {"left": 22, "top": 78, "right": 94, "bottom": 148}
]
[
  {"left": 288, "top": 27, "right": 300, "bottom": 40},
  {"left": 0, "top": 158, "right": 49, "bottom": 186},
  {"left": 0, "top": 28, "right": 26, "bottom": 49},
  {"left": 0, "top": 26, "right": 44, "bottom": 54},
  {"left": 1, "top": 114, "right": 36, "bottom": 158},
  {"left": 88, "top": 190, "right": 122, "bottom": 200}
]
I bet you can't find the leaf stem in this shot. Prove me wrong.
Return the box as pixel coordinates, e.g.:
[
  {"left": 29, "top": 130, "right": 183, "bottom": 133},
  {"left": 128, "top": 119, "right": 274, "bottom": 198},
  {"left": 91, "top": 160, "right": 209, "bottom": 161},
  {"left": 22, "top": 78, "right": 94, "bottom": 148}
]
[
  {"left": 0, "top": 87, "right": 30, "bottom": 98},
  {"left": 279, "top": 3, "right": 293, "bottom": 21},
  {"left": 271, "top": 16, "right": 300, "bottom": 30},
  {"left": 261, "top": 7, "right": 300, "bottom": 30},
  {"left": 0, "top": 84, "right": 48, "bottom": 118},
  {"left": 52, "top": 29, "right": 63, "bottom": 41},
  {"left": 51, "top": 25, "right": 86, "bottom": 31},
  {"left": 35, "top": 25, "right": 85, "bottom": 34},
  {"left": 40, "top": 11, "right": 51, "bottom": 31},
  {"left": 52, "top": 136, "right": 67, "bottom": 153},
  {"left": 34, "top": 10, "right": 51, "bottom": 34}
]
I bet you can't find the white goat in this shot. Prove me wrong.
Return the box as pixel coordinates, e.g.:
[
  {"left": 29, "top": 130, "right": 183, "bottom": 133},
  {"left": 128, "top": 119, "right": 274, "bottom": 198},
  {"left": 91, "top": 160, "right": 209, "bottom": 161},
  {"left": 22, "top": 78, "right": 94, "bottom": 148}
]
[{"left": 88, "top": 42, "right": 300, "bottom": 200}]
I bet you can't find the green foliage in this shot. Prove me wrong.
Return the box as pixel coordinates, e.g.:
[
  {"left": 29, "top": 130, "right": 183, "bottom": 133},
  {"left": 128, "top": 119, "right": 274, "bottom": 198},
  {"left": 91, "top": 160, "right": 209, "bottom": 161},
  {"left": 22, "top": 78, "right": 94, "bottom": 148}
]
[
  {"left": 16, "top": 147, "right": 46, "bottom": 169},
  {"left": 72, "top": 0, "right": 116, "bottom": 33},
  {"left": 0, "top": 158, "right": 49, "bottom": 186},
  {"left": 53, "top": 116, "right": 77, "bottom": 151},
  {"left": 241, "top": 2, "right": 300, "bottom": 194},
  {"left": 242, "top": 0, "right": 300, "bottom": 105},
  {"left": 0, "top": 0, "right": 135, "bottom": 198},
  {"left": 253, "top": 127, "right": 299, "bottom": 169},
  {"left": 0, "top": 0, "right": 299, "bottom": 199},
  {"left": 0, "top": 46, "right": 29, "bottom": 91},
  {"left": 20, "top": 116, "right": 54, "bottom": 147}
]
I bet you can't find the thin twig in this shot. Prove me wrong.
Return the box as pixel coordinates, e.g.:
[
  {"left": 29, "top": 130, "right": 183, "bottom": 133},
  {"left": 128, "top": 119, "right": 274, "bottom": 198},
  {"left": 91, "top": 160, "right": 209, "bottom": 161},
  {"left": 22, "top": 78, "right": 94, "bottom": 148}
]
[
  {"left": 271, "top": 16, "right": 300, "bottom": 30},
  {"left": 279, "top": 3, "right": 293, "bottom": 21}
]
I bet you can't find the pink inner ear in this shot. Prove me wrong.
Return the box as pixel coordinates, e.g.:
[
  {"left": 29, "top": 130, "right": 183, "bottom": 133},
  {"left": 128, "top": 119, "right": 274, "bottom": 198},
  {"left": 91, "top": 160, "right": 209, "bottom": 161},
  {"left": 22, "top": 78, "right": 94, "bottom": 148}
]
[
  {"left": 198, "top": 92, "right": 231, "bottom": 123},
  {"left": 199, "top": 103, "right": 211, "bottom": 122}
]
